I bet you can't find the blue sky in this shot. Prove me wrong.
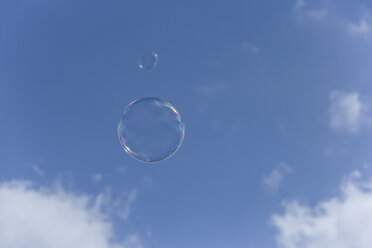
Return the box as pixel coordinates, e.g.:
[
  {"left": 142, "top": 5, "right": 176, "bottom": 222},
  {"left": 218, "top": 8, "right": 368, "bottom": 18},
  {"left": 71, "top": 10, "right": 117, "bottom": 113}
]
[{"left": 1, "top": 0, "right": 372, "bottom": 247}]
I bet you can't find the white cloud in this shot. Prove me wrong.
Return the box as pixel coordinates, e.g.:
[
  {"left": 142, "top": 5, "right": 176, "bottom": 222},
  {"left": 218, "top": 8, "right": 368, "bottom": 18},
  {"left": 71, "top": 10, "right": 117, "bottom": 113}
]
[
  {"left": 329, "top": 91, "right": 372, "bottom": 133},
  {"left": 272, "top": 171, "right": 372, "bottom": 248},
  {"left": 329, "top": 91, "right": 362, "bottom": 132},
  {"left": 263, "top": 163, "right": 292, "bottom": 191},
  {"left": 0, "top": 180, "right": 142, "bottom": 248}
]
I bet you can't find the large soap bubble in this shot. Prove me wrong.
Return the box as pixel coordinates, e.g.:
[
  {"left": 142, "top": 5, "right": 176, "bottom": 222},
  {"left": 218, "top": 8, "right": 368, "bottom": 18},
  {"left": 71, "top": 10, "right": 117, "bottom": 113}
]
[
  {"left": 118, "top": 97, "right": 185, "bottom": 163},
  {"left": 138, "top": 51, "right": 159, "bottom": 70}
]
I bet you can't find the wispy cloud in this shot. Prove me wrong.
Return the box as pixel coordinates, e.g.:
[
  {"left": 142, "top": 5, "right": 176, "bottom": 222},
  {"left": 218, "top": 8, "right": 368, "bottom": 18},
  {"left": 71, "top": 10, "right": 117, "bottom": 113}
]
[
  {"left": 272, "top": 171, "right": 372, "bottom": 248},
  {"left": 292, "top": 1, "right": 372, "bottom": 38},
  {"left": 95, "top": 188, "right": 138, "bottom": 222},
  {"left": 140, "top": 176, "right": 153, "bottom": 190},
  {"left": 115, "top": 189, "right": 138, "bottom": 221},
  {"left": 293, "top": 0, "right": 327, "bottom": 22},
  {"left": 0, "top": 180, "right": 142, "bottom": 248},
  {"left": 30, "top": 164, "right": 45, "bottom": 177},
  {"left": 91, "top": 173, "right": 103, "bottom": 183},
  {"left": 294, "top": 0, "right": 305, "bottom": 11},
  {"left": 346, "top": 6, "right": 372, "bottom": 36},
  {"left": 263, "top": 163, "right": 292, "bottom": 191},
  {"left": 196, "top": 81, "right": 227, "bottom": 99},
  {"left": 306, "top": 9, "right": 327, "bottom": 21},
  {"left": 196, "top": 81, "right": 228, "bottom": 113},
  {"left": 117, "top": 166, "right": 127, "bottom": 174},
  {"left": 241, "top": 42, "right": 259, "bottom": 55},
  {"left": 348, "top": 18, "right": 371, "bottom": 35},
  {"left": 329, "top": 90, "right": 372, "bottom": 133}
]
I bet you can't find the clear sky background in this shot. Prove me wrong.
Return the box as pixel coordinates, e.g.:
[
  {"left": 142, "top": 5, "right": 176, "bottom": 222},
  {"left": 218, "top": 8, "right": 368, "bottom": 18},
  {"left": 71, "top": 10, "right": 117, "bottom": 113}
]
[{"left": 1, "top": 0, "right": 372, "bottom": 248}]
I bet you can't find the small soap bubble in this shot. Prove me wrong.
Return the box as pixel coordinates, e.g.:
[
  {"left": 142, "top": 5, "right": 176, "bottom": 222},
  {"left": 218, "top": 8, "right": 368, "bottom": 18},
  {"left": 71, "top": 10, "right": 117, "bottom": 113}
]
[
  {"left": 118, "top": 97, "right": 185, "bottom": 163},
  {"left": 138, "top": 51, "right": 159, "bottom": 70}
]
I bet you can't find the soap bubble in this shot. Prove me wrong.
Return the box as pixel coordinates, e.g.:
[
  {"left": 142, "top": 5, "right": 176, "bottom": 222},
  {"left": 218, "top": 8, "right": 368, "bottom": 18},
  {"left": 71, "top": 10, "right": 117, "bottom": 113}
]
[
  {"left": 138, "top": 51, "right": 158, "bottom": 70},
  {"left": 118, "top": 97, "right": 185, "bottom": 163}
]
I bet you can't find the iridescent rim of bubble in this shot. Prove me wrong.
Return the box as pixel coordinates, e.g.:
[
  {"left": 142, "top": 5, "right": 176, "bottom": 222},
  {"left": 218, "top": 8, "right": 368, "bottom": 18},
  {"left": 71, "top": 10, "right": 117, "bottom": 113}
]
[{"left": 117, "top": 97, "right": 185, "bottom": 163}]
